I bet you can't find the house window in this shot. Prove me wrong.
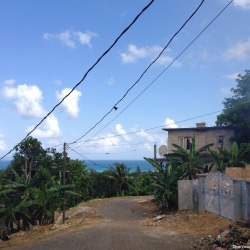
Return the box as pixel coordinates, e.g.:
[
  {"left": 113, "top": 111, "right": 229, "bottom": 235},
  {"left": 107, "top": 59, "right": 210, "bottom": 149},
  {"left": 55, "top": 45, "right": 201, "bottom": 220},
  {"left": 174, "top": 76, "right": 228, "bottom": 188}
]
[
  {"left": 217, "top": 135, "right": 224, "bottom": 144},
  {"left": 179, "top": 137, "right": 192, "bottom": 150},
  {"left": 179, "top": 137, "right": 184, "bottom": 148},
  {"left": 186, "top": 137, "right": 192, "bottom": 150}
]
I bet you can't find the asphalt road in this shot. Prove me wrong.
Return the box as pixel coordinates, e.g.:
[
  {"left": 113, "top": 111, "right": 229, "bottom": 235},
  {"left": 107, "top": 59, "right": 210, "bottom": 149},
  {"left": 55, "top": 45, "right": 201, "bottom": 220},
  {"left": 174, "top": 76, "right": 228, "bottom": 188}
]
[{"left": 10, "top": 197, "right": 194, "bottom": 250}]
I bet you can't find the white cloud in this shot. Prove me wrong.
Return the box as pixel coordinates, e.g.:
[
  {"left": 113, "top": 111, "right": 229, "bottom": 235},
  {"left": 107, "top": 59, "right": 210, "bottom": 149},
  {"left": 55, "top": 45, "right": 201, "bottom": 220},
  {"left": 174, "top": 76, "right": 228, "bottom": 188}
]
[
  {"left": 3, "top": 84, "right": 46, "bottom": 118},
  {"left": 26, "top": 114, "right": 61, "bottom": 139},
  {"left": 3, "top": 79, "right": 15, "bottom": 85},
  {"left": 121, "top": 44, "right": 149, "bottom": 63},
  {"left": 2, "top": 83, "right": 62, "bottom": 139},
  {"left": 102, "top": 134, "right": 120, "bottom": 147},
  {"left": 43, "top": 30, "right": 97, "bottom": 48},
  {"left": 223, "top": 39, "right": 250, "bottom": 60},
  {"left": 233, "top": 0, "right": 250, "bottom": 9},
  {"left": 0, "top": 133, "right": 7, "bottom": 151},
  {"left": 43, "top": 30, "right": 75, "bottom": 48},
  {"left": 74, "top": 31, "right": 97, "bottom": 47},
  {"left": 121, "top": 44, "right": 181, "bottom": 67},
  {"left": 136, "top": 130, "right": 155, "bottom": 142},
  {"left": 115, "top": 123, "right": 131, "bottom": 142},
  {"left": 56, "top": 88, "right": 82, "bottom": 118},
  {"left": 164, "top": 118, "right": 178, "bottom": 128}
]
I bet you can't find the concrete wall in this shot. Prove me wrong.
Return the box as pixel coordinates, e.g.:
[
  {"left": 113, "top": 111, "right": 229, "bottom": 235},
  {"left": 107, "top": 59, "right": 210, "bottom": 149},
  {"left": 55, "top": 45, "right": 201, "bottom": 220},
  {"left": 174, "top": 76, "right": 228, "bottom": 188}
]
[
  {"left": 178, "top": 173, "right": 250, "bottom": 222},
  {"left": 167, "top": 128, "right": 234, "bottom": 152},
  {"left": 177, "top": 180, "right": 193, "bottom": 210}
]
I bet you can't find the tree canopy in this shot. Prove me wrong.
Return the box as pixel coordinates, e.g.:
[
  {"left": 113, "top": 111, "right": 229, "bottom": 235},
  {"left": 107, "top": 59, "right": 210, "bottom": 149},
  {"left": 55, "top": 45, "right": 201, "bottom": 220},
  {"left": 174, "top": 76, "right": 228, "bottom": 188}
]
[{"left": 216, "top": 70, "right": 250, "bottom": 143}]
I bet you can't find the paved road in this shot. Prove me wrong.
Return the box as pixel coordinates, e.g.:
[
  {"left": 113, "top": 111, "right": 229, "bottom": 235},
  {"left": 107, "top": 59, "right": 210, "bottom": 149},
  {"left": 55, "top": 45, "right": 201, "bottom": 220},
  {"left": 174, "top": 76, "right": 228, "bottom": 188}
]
[{"left": 11, "top": 197, "right": 194, "bottom": 250}]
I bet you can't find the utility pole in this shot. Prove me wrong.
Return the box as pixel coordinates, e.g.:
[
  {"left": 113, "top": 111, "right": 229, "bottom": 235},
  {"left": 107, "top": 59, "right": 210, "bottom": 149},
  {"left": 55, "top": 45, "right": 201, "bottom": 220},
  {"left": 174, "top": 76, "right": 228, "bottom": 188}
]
[
  {"left": 154, "top": 144, "right": 157, "bottom": 162},
  {"left": 62, "top": 142, "right": 67, "bottom": 224}
]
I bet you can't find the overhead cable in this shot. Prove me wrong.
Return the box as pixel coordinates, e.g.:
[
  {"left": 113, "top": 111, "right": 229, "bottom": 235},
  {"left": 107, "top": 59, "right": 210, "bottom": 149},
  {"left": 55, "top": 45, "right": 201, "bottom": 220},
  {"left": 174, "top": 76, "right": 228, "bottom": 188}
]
[
  {"left": 71, "top": 0, "right": 233, "bottom": 146},
  {"left": 0, "top": 0, "right": 155, "bottom": 161},
  {"left": 74, "top": 110, "right": 222, "bottom": 146},
  {"left": 70, "top": 0, "right": 205, "bottom": 145},
  {"left": 68, "top": 145, "right": 108, "bottom": 169}
]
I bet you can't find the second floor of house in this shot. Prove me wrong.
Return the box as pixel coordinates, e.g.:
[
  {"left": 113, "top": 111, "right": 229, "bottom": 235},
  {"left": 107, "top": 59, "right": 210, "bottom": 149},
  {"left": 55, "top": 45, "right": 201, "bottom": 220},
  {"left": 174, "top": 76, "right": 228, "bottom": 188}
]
[{"left": 162, "top": 123, "right": 235, "bottom": 153}]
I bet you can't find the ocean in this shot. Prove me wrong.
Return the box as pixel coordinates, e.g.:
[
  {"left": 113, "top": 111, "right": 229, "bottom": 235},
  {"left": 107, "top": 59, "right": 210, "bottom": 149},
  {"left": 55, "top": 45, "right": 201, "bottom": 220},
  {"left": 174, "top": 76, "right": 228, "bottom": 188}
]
[
  {"left": 0, "top": 159, "right": 154, "bottom": 172},
  {"left": 84, "top": 159, "right": 153, "bottom": 172},
  {"left": 0, "top": 160, "right": 11, "bottom": 170}
]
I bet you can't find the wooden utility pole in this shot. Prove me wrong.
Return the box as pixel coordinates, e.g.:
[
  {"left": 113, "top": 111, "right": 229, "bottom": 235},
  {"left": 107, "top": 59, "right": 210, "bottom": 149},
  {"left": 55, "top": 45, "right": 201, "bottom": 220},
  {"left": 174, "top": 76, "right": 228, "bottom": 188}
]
[
  {"left": 154, "top": 144, "right": 157, "bottom": 162},
  {"left": 62, "top": 142, "right": 67, "bottom": 224}
]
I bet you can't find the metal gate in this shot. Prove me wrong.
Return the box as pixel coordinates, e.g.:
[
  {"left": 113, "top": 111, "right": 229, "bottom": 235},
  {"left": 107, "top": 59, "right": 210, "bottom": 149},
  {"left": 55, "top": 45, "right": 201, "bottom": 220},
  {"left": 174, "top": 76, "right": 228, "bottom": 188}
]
[
  {"left": 241, "top": 182, "right": 248, "bottom": 221},
  {"left": 204, "top": 172, "right": 235, "bottom": 221}
]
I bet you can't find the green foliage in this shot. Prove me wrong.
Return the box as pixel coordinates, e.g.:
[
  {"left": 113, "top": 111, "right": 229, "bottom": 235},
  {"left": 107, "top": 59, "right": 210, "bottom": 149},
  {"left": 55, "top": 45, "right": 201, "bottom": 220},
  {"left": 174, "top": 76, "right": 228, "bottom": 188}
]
[
  {"left": 144, "top": 158, "right": 185, "bottom": 211},
  {"left": 167, "top": 138, "right": 214, "bottom": 180},
  {"left": 88, "top": 169, "right": 116, "bottom": 198},
  {"left": 66, "top": 159, "right": 91, "bottom": 206},
  {"left": 108, "top": 163, "right": 130, "bottom": 196},
  {"left": 216, "top": 70, "right": 250, "bottom": 144},
  {"left": 128, "top": 170, "right": 154, "bottom": 196},
  {"left": 227, "top": 142, "right": 250, "bottom": 167},
  {"left": 209, "top": 142, "right": 250, "bottom": 170},
  {"left": 0, "top": 168, "right": 32, "bottom": 235}
]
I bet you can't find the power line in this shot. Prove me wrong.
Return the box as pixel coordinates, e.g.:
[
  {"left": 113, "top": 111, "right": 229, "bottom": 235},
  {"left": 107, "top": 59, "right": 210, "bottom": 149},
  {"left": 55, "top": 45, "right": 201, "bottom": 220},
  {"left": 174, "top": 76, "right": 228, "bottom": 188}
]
[
  {"left": 71, "top": 0, "right": 233, "bottom": 146},
  {"left": 70, "top": 0, "right": 205, "bottom": 145},
  {"left": 68, "top": 145, "right": 108, "bottom": 169},
  {"left": 73, "top": 141, "right": 162, "bottom": 149},
  {"left": 74, "top": 110, "right": 222, "bottom": 146},
  {"left": 0, "top": 0, "right": 155, "bottom": 161}
]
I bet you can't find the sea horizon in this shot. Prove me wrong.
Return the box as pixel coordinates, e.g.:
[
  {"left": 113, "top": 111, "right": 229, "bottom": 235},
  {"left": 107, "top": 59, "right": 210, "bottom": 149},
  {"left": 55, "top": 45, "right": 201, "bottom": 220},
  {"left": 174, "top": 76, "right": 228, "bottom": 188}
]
[{"left": 0, "top": 159, "right": 154, "bottom": 172}]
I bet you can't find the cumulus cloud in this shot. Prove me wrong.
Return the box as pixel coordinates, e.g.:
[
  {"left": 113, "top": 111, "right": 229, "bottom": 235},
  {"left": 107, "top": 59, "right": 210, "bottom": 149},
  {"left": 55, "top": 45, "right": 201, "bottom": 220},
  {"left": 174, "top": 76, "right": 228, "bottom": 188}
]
[
  {"left": 120, "top": 44, "right": 181, "bottom": 67},
  {"left": 233, "top": 0, "right": 250, "bottom": 9},
  {"left": 136, "top": 130, "right": 155, "bottom": 142},
  {"left": 26, "top": 114, "right": 61, "bottom": 139},
  {"left": 2, "top": 83, "right": 62, "bottom": 139},
  {"left": 164, "top": 118, "right": 178, "bottom": 128},
  {"left": 43, "top": 30, "right": 97, "bottom": 48},
  {"left": 56, "top": 88, "right": 82, "bottom": 118},
  {"left": 3, "top": 84, "right": 46, "bottom": 118},
  {"left": 121, "top": 44, "right": 148, "bottom": 63},
  {"left": 115, "top": 123, "right": 131, "bottom": 142},
  {"left": 223, "top": 39, "right": 250, "bottom": 60},
  {"left": 74, "top": 31, "right": 97, "bottom": 47},
  {"left": 3, "top": 79, "right": 15, "bottom": 85}
]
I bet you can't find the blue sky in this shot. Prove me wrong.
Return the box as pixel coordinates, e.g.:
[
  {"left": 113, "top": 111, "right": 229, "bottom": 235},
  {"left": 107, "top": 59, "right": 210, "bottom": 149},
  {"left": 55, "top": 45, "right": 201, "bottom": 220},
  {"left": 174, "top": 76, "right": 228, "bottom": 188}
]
[{"left": 0, "top": 0, "right": 250, "bottom": 161}]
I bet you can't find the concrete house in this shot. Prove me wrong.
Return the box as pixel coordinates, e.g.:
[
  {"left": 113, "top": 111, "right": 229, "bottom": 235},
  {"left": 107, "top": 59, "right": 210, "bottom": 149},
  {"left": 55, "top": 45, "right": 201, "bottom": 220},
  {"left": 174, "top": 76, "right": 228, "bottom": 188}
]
[{"left": 162, "top": 122, "right": 235, "bottom": 153}]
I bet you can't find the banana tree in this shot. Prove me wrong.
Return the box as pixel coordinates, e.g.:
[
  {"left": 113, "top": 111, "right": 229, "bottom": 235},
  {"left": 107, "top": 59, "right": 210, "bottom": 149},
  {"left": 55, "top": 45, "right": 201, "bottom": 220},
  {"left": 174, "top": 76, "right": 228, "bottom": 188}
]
[
  {"left": 0, "top": 169, "right": 32, "bottom": 235},
  {"left": 167, "top": 138, "right": 214, "bottom": 180},
  {"left": 209, "top": 142, "right": 250, "bottom": 170},
  {"left": 144, "top": 158, "right": 186, "bottom": 211},
  {"left": 29, "top": 167, "right": 80, "bottom": 225},
  {"left": 227, "top": 142, "right": 250, "bottom": 167}
]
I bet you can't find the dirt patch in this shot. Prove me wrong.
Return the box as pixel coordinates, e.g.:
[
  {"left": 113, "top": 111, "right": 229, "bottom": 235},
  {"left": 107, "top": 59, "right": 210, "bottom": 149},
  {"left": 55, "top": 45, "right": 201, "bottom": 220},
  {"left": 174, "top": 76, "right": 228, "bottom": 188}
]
[{"left": 142, "top": 209, "right": 232, "bottom": 238}]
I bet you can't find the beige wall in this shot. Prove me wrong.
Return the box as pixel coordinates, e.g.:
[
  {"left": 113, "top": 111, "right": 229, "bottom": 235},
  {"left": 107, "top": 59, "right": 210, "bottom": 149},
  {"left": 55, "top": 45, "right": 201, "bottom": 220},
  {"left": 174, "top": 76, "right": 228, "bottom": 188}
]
[
  {"left": 167, "top": 128, "right": 234, "bottom": 152},
  {"left": 225, "top": 165, "right": 250, "bottom": 179}
]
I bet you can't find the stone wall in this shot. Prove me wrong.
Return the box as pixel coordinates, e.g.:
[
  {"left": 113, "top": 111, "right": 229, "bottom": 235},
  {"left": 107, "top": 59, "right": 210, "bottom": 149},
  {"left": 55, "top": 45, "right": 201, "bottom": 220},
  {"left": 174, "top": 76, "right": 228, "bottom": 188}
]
[{"left": 225, "top": 164, "right": 250, "bottom": 179}]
